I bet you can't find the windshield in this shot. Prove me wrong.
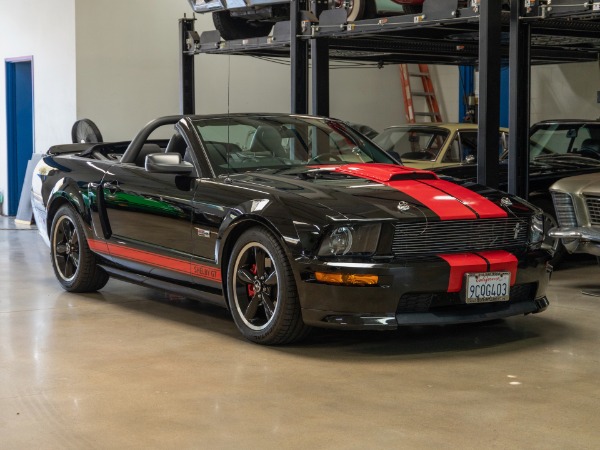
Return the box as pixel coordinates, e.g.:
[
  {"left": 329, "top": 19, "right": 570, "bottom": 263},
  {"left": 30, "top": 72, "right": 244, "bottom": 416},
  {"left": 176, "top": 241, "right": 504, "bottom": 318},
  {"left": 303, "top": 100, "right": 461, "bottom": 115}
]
[
  {"left": 529, "top": 123, "right": 600, "bottom": 159},
  {"left": 373, "top": 126, "right": 450, "bottom": 161},
  {"left": 192, "top": 115, "right": 397, "bottom": 175}
]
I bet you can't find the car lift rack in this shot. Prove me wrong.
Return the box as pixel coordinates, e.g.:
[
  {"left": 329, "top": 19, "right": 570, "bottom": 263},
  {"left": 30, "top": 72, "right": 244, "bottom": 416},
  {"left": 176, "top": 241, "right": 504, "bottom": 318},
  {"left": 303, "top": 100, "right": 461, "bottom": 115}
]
[{"left": 179, "top": 0, "right": 600, "bottom": 198}]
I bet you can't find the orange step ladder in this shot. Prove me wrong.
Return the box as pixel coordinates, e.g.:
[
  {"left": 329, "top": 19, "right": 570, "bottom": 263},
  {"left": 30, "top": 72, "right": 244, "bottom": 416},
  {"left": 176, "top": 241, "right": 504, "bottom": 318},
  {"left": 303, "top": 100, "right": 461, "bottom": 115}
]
[{"left": 399, "top": 64, "right": 443, "bottom": 123}]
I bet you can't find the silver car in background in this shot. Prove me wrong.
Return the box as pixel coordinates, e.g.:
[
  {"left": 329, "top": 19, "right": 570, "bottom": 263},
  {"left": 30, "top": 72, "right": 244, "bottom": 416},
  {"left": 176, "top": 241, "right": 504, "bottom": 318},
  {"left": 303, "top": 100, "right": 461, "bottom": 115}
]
[{"left": 549, "top": 173, "right": 600, "bottom": 256}]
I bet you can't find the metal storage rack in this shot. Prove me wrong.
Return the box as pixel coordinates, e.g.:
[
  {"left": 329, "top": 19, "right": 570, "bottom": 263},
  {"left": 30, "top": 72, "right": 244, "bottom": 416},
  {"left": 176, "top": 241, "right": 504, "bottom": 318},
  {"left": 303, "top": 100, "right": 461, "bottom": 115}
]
[{"left": 179, "top": 0, "right": 600, "bottom": 198}]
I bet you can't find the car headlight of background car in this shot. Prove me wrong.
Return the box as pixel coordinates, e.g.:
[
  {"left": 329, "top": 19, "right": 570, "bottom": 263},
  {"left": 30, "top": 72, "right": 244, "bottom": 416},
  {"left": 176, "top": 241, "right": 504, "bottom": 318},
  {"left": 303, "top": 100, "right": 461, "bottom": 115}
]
[
  {"left": 529, "top": 213, "right": 545, "bottom": 248},
  {"left": 317, "top": 223, "right": 381, "bottom": 257}
]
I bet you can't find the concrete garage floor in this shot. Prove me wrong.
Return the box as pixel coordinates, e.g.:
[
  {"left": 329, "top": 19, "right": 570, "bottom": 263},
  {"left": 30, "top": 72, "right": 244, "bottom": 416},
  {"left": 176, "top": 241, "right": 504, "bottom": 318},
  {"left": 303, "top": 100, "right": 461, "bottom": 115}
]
[{"left": 1, "top": 216, "right": 599, "bottom": 449}]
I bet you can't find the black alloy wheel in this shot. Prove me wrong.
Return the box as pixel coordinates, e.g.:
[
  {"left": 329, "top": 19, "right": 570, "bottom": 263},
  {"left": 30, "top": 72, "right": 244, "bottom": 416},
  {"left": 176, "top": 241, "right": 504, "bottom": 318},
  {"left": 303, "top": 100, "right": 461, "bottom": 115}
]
[
  {"left": 50, "top": 205, "right": 109, "bottom": 292},
  {"left": 227, "top": 227, "right": 309, "bottom": 345}
]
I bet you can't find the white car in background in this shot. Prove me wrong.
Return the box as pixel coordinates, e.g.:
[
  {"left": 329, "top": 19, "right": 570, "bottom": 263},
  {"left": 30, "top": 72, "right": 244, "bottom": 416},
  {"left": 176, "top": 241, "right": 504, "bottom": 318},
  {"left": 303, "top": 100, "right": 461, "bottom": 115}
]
[{"left": 549, "top": 173, "right": 600, "bottom": 257}]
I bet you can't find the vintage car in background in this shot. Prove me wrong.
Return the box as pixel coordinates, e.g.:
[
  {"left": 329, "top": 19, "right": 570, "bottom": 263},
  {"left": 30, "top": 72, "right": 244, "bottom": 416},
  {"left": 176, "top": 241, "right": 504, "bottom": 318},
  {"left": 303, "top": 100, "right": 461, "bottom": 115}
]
[
  {"left": 372, "top": 123, "right": 508, "bottom": 170},
  {"left": 549, "top": 173, "right": 600, "bottom": 257},
  {"left": 432, "top": 120, "right": 600, "bottom": 266},
  {"left": 32, "top": 113, "right": 551, "bottom": 345}
]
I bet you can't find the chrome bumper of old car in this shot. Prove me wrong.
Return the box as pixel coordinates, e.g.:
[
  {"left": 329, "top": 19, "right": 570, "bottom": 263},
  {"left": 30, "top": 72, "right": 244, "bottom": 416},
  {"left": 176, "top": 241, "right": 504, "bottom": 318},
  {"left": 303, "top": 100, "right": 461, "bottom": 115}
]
[{"left": 549, "top": 226, "right": 600, "bottom": 256}]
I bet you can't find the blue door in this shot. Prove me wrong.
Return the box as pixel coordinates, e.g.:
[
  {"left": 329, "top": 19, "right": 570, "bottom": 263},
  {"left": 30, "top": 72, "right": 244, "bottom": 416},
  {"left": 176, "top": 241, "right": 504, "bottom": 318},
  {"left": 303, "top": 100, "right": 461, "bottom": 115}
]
[{"left": 5, "top": 59, "right": 34, "bottom": 216}]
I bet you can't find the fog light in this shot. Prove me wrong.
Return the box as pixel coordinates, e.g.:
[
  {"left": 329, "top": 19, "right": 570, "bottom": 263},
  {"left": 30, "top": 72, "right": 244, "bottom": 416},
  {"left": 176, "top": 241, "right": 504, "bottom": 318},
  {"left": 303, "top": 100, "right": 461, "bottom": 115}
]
[{"left": 315, "top": 272, "right": 378, "bottom": 286}]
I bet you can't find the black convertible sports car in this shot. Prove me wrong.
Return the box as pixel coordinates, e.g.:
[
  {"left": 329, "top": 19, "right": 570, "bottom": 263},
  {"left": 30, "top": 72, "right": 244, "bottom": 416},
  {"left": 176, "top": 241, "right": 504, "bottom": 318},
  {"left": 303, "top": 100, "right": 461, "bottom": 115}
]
[{"left": 32, "top": 114, "right": 551, "bottom": 344}]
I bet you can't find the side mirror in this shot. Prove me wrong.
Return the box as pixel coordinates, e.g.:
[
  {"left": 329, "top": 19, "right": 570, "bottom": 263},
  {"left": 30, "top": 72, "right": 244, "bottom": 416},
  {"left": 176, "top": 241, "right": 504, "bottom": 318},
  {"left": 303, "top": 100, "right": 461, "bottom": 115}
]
[{"left": 145, "top": 153, "right": 193, "bottom": 174}]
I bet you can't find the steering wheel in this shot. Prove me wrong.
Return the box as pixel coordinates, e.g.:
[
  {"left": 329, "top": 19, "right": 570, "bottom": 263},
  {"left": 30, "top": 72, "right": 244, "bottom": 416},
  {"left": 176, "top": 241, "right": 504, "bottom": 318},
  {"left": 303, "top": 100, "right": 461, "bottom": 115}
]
[
  {"left": 420, "top": 150, "right": 436, "bottom": 160},
  {"left": 307, "top": 153, "right": 344, "bottom": 164}
]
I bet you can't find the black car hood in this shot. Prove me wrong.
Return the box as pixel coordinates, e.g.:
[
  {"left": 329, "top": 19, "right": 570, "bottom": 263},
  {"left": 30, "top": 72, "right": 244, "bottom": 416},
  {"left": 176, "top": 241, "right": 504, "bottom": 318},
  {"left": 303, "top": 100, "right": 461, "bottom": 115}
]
[{"left": 225, "top": 163, "right": 529, "bottom": 221}]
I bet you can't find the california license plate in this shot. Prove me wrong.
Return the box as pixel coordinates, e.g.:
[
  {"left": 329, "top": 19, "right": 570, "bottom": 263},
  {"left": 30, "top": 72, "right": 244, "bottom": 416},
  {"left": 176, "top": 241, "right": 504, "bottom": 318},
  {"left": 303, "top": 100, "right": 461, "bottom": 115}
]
[{"left": 463, "top": 272, "right": 511, "bottom": 304}]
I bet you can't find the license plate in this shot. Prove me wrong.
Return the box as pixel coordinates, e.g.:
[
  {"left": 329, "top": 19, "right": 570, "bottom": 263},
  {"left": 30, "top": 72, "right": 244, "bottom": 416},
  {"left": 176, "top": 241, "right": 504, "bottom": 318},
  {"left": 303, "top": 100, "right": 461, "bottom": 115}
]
[{"left": 462, "top": 272, "right": 511, "bottom": 304}]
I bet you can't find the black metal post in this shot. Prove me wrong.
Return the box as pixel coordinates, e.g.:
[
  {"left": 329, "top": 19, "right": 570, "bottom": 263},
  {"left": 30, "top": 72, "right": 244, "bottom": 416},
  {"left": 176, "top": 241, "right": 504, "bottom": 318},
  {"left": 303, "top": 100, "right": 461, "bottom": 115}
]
[
  {"left": 291, "top": 0, "right": 309, "bottom": 114},
  {"left": 508, "top": 0, "right": 531, "bottom": 198},
  {"left": 477, "top": 0, "right": 502, "bottom": 188},
  {"left": 179, "top": 17, "right": 196, "bottom": 115},
  {"left": 311, "top": 0, "right": 329, "bottom": 116}
]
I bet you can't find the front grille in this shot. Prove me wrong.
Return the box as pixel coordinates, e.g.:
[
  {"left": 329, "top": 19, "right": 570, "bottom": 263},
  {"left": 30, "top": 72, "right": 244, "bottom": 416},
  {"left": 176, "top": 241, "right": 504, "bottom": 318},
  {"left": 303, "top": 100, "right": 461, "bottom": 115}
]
[
  {"left": 585, "top": 195, "right": 600, "bottom": 226},
  {"left": 392, "top": 217, "right": 529, "bottom": 258},
  {"left": 552, "top": 191, "right": 578, "bottom": 227},
  {"left": 397, "top": 283, "right": 536, "bottom": 313}
]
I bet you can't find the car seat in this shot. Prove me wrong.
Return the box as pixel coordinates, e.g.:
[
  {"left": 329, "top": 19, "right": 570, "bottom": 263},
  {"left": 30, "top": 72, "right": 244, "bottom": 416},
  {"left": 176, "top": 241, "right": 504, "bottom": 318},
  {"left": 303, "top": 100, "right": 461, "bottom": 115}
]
[
  {"left": 579, "top": 138, "right": 600, "bottom": 159},
  {"left": 249, "top": 126, "right": 287, "bottom": 157}
]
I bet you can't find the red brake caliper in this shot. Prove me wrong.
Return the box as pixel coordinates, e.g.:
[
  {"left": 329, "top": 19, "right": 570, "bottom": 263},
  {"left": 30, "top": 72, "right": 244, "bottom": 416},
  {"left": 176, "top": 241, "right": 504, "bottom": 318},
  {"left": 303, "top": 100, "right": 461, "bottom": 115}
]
[{"left": 247, "top": 264, "right": 257, "bottom": 297}]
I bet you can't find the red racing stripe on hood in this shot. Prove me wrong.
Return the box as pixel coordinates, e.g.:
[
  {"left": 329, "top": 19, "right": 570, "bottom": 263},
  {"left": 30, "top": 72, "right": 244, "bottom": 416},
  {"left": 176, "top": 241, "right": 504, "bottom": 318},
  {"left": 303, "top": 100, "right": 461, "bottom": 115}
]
[
  {"left": 439, "top": 250, "right": 517, "bottom": 292},
  {"left": 420, "top": 179, "right": 508, "bottom": 219},
  {"left": 334, "top": 164, "right": 507, "bottom": 220}
]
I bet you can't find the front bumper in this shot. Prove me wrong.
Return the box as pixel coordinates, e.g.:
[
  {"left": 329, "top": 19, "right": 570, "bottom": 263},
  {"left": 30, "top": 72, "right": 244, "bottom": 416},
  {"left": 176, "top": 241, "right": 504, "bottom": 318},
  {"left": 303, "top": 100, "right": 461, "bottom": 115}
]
[
  {"left": 548, "top": 226, "right": 600, "bottom": 256},
  {"left": 295, "top": 250, "right": 551, "bottom": 330}
]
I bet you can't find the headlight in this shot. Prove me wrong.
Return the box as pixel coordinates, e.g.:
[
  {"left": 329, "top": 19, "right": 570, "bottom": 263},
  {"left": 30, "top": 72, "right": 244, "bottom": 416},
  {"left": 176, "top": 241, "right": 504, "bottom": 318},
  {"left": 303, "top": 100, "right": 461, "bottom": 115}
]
[
  {"left": 529, "top": 213, "right": 544, "bottom": 247},
  {"left": 318, "top": 223, "right": 381, "bottom": 256}
]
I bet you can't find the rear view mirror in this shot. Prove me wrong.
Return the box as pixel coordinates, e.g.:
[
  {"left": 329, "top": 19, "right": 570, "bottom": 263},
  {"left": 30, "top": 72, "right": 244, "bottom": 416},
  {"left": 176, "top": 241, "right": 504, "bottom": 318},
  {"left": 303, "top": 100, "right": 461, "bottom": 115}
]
[{"left": 566, "top": 128, "right": 578, "bottom": 139}]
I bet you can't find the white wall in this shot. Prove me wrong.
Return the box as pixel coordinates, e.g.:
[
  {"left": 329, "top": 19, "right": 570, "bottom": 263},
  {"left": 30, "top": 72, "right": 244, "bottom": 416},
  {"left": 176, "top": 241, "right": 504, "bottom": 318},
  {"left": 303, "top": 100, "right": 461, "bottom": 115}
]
[
  {"left": 0, "top": 0, "right": 76, "bottom": 215},
  {"left": 74, "top": 0, "right": 409, "bottom": 138},
  {"left": 531, "top": 62, "right": 600, "bottom": 123}
]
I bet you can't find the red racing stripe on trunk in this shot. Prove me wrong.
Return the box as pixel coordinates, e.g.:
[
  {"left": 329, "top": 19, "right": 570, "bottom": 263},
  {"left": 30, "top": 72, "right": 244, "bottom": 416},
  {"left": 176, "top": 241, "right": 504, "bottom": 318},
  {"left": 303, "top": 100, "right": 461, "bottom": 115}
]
[{"left": 439, "top": 250, "right": 517, "bottom": 292}]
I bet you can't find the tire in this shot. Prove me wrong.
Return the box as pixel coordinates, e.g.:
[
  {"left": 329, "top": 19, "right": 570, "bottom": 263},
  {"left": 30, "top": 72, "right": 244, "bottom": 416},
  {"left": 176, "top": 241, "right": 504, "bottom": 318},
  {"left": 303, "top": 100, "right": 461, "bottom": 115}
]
[
  {"left": 213, "top": 11, "right": 274, "bottom": 41},
  {"left": 226, "top": 227, "right": 309, "bottom": 345},
  {"left": 532, "top": 199, "right": 567, "bottom": 269},
  {"left": 338, "top": 0, "right": 365, "bottom": 22},
  {"left": 50, "top": 204, "right": 109, "bottom": 292}
]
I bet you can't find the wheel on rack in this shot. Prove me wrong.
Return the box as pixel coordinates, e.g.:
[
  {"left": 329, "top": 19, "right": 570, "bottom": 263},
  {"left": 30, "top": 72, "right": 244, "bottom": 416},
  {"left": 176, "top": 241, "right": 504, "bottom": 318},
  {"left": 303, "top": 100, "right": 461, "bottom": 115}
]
[{"left": 333, "top": 0, "right": 366, "bottom": 22}]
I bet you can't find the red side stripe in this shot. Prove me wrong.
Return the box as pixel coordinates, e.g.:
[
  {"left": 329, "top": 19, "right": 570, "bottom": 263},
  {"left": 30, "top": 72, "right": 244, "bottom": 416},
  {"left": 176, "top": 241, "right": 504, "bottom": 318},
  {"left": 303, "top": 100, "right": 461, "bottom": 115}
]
[
  {"left": 88, "top": 239, "right": 222, "bottom": 282},
  {"left": 439, "top": 250, "right": 517, "bottom": 292},
  {"left": 88, "top": 239, "right": 110, "bottom": 255}
]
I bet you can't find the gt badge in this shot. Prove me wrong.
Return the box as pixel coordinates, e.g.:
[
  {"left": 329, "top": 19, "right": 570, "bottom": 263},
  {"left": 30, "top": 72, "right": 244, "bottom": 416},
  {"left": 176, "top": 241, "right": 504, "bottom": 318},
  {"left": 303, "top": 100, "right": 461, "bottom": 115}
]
[
  {"left": 397, "top": 201, "right": 411, "bottom": 212},
  {"left": 501, "top": 197, "right": 513, "bottom": 207},
  {"left": 195, "top": 227, "right": 211, "bottom": 238}
]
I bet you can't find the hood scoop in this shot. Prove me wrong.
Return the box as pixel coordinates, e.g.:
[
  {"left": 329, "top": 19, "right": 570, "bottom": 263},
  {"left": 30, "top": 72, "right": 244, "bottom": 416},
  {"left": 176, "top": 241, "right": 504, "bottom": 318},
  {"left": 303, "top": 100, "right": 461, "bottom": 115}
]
[{"left": 334, "top": 163, "right": 439, "bottom": 183}]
